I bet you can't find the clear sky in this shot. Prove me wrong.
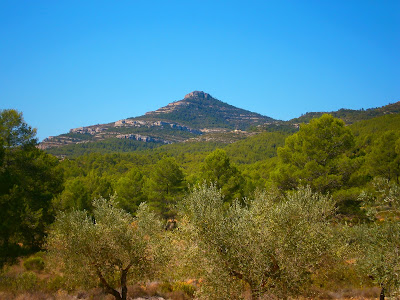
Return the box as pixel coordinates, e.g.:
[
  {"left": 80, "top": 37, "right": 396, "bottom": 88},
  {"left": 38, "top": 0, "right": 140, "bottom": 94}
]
[{"left": 1, "top": 0, "right": 399, "bottom": 141}]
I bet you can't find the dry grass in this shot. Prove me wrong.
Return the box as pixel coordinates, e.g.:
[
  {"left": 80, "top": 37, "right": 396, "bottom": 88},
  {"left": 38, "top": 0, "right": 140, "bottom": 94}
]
[{"left": 0, "top": 258, "right": 383, "bottom": 300}]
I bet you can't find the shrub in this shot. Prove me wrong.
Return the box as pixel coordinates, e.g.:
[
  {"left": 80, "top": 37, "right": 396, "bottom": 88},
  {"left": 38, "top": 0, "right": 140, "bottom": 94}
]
[
  {"left": 23, "top": 256, "right": 45, "bottom": 271},
  {"left": 171, "top": 281, "right": 196, "bottom": 297},
  {"left": 46, "top": 275, "right": 68, "bottom": 292},
  {"left": 13, "top": 272, "right": 40, "bottom": 291}
]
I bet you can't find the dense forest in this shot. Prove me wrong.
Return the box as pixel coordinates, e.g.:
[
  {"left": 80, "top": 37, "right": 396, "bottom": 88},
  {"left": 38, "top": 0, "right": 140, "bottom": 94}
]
[{"left": 1, "top": 108, "right": 400, "bottom": 299}]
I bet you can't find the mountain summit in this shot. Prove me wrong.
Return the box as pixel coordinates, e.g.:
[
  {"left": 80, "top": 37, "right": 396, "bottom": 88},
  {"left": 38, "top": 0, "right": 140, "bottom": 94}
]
[
  {"left": 184, "top": 91, "right": 212, "bottom": 99},
  {"left": 142, "top": 91, "right": 274, "bottom": 130},
  {"left": 39, "top": 91, "right": 276, "bottom": 152}
]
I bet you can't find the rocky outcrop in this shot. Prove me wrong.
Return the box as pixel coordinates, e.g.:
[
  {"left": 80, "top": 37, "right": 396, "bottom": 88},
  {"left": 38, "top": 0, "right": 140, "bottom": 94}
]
[
  {"left": 184, "top": 91, "right": 212, "bottom": 99},
  {"left": 116, "top": 134, "right": 172, "bottom": 144},
  {"left": 114, "top": 119, "right": 147, "bottom": 127},
  {"left": 70, "top": 126, "right": 108, "bottom": 135},
  {"left": 146, "top": 91, "right": 213, "bottom": 115},
  {"left": 37, "top": 135, "right": 87, "bottom": 149},
  {"left": 114, "top": 119, "right": 202, "bottom": 134}
]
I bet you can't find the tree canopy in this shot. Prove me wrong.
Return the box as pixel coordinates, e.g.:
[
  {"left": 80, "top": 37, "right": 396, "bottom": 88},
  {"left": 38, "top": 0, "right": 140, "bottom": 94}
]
[
  {"left": 178, "top": 184, "right": 339, "bottom": 299},
  {"left": 273, "top": 114, "right": 357, "bottom": 193},
  {"left": 46, "top": 197, "right": 165, "bottom": 300},
  {"left": 0, "top": 109, "right": 62, "bottom": 267},
  {"left": 200, "top": 149, "right": 244, "bottom": 202}
]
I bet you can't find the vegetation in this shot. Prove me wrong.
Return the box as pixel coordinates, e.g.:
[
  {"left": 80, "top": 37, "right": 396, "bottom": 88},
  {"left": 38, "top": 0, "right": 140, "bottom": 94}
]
[
  {"left": 46, "top": 137, "right": 164, "bottom": 157},
  {"left": 290, "top": 101, "right": 400, "bottom": 125},
  {"left": 273, "top": 114, "right": 357, "bottom": 193},
  {"left": 355, "top": 177, "right": 400, "bottom": 299},
  {"left": 2, "top": 105, "right": 400, "bottom": 299},
  {"left": 46, "top": 197, "right": 165, "bottom": 300},
  {"left": 141, "top": 92, "right": 274, "bottom": 130},
  {"left": 0, "top": 109, "right": 62, "bottom": 267},
  {"left": 178, "top": 184, "right": 339, "bottom": 299},
  {"left": 200, "top": 149, "right": 244, "bottom": 202}
]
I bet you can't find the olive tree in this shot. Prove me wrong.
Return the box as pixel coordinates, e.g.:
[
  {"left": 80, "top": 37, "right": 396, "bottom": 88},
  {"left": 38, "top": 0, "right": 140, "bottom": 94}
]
[
  {"left": 46, "top": 197, "right": 165, "bottom": 300},
  {"left": 355, "top": 222, "right": 400, "bottom": 300},
  {"left": 355, "top": 178, "right": 400, "bottom": 299},
  {"left": 178, "top": 184, "right": 339, "bottom": 299},
  {"left": 359, "top": 177, "right": 400, "bottom": 221}
]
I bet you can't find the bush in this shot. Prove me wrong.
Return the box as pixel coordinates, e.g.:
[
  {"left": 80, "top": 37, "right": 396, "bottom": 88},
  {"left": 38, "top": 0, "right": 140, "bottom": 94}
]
[
  {"left": 13, "top": 272, "right": 40, "bottom": 291},
  {"left": 23, "top": 256, "right": 45, "bottom": 271},
  {"left": 171, "top": 281, "right": 196, "bottom": 297},
  {"left": 46, "top": 275, "right": 68, "bottom": 292}
]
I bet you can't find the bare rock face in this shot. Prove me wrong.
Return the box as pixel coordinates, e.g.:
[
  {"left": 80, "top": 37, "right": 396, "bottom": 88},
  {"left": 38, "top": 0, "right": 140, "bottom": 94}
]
[
  {"left": 147, "top": 91, "right": 214, "bottom": 115},
  {"left": 184, "top": 91, "right": 211, "bottom": 99}
]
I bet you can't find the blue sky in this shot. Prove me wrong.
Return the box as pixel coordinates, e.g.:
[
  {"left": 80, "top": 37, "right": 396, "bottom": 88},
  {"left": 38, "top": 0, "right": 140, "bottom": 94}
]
[{"left": 0, "top": 0, "right": 399, "bottom": 141}]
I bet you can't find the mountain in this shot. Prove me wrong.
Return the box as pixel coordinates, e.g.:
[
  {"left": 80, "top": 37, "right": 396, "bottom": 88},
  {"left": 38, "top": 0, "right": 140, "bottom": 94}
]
[
  {"left": 39, "top": 91, "right": 276, "bottom": 154},
  {"left": 39, "top": 91, "right": 400, "bottom": 157},
  {"left": 140, "top": 91, "right": 275, "bottom": 129}
]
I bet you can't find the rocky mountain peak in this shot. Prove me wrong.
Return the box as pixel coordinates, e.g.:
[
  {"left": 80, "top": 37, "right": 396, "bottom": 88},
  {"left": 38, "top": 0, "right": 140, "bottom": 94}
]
[{"left": 184, "top": 91, "right": 211, "bottom": 100}]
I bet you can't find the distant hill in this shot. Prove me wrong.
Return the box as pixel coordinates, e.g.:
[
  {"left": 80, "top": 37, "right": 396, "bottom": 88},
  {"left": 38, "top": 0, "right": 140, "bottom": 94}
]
[
  {"left": 40, "top": 91, "right": 277, "bottom": 155},
  {"left": 350, "top": 113, "right": 400, "bottom": 145},
  {"left": 39, "top": 92, "right": 400, "bottom": 157},
  {"left": 289, "top": 101, "right": 400, "bottom": 124}
]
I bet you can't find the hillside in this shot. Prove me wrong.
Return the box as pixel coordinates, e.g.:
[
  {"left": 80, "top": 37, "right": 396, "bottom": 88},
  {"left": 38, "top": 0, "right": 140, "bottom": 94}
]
[
  {"left": 141, "top": 91, "right": 275, "bottom": 129},
  {"left": 40, "top": 91, "right": 277, "bottom": 155},
  {"left": 39, "top": 93, "right": 400, "bottom": 157},
  {"left": 289, "top": 101, "right": 400, "bottom": 124}
]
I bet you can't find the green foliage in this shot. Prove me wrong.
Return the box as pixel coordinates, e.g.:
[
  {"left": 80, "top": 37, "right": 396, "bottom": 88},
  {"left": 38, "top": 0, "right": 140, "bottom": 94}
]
[
  {"left": 355, "top": 221, "right": 400, "bottom": 298},
  {"left": 153, "top": 140, "right": 224, "bottom": 157},
  {"left": 141, "top": 94, "right": 273, "bottom": 130},
  {"left": 23, "top": 256, "right": 45, "bottom": 271},
  {"left": 224, "top": 131, "right": 287, "bottom": 164},
  {"left": 291, "top": 101, "right": 400, "bottom": 125},
  {"left": 55, "top": 172, "right": 113, "bottom": 212},
  {"left": 45, "top": 274, "right": 68, "bottom": 292},
  {"left": 354, "top": 179, "right": 400, "bottom": 298},
  {"left": 146, "top": 157, "right": 186, "bottom": 218},
  {"left": 359, "top": 177, "right": 400, "bottom": 221},
  {"left": 249, "top": 122, "right": 299, "bottom": 134},
  {"left": 200, "top": 149, "right": 244, "bottom": 202},
  {"left": 46, "top": 138, "right": 164, "bottom": 157},
  {"left": 273, "top": 114, "right": 357, "bottom": 193},
  {"left": 171, "top": 281, "right": 196, "bottom": 297},
  {"left": 0, "top": 271, "right": 40, "bottom": 292},
  {"left": 365, "top": 131, "right": 400, "bottom": 183},
  {"left": 114, "top": 166, "right": 146, "bottom": 213},
  {"left": 241, "top": 156, "right": 280, "bottom": 192},
  {"left": 46, "top": 197, "right": 165, "bottom": 300},
  {"left": 178, "top": 184, "right": 339, "bottom": 298},
  {"left": 0, "top": 109, "right": 63, "bottom": 267},
  {"left": 332, "top": 187, "right": 366, "bottom": 221},
  {"left": 4, "top": 104, "right": 400, "bottom": 298},
  {"left": 0, "top": 109, "right": 37, "bottom": 147},
  {"left": 310, "top": 259, "right": 366, "bottom": 293},
  {"left": 13, "top": 271, "right": 40, "bottom": 291},
  {"left": 350, "top": 113, "right": 400, "bottom": 150}
]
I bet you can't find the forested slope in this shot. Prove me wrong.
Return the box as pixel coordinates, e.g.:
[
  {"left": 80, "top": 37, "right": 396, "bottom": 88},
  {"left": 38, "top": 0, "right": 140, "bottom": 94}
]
[{"left": 2, "top": 107, "right": 400, "bottom": 299}]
